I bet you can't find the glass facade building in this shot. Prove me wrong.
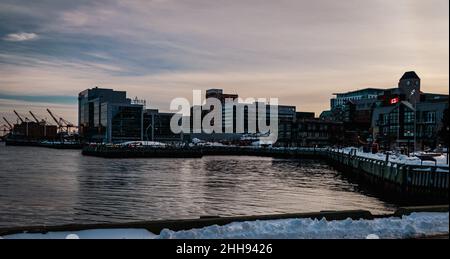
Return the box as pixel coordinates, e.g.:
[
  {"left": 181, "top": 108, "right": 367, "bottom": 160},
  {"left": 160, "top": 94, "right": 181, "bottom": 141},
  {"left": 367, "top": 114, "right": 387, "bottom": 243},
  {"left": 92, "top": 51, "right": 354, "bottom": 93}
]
[{"left": 78, "top": 87, "right": 143, "bottom": 143}]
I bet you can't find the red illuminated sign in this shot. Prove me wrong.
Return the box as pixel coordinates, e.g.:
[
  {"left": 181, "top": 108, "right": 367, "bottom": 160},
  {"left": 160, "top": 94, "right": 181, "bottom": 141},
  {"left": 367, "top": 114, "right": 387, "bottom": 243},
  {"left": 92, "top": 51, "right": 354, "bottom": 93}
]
[{"left": 390, "top": 97, "right": 399, "bottom": 105}]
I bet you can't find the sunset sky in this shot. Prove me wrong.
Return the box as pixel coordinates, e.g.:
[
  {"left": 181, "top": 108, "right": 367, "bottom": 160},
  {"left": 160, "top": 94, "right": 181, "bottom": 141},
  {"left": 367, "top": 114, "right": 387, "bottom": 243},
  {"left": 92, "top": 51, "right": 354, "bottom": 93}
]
[{"left": 0, "top": 0, "right": 448, "bottom": 126}]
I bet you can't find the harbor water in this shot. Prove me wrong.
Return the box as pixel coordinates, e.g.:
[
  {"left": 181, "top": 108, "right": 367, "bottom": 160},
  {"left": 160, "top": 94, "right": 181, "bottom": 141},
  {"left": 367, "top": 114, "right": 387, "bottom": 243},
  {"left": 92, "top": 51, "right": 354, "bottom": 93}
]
[{"left": 0, "top": 143, "right": 397, "bottom": 228}]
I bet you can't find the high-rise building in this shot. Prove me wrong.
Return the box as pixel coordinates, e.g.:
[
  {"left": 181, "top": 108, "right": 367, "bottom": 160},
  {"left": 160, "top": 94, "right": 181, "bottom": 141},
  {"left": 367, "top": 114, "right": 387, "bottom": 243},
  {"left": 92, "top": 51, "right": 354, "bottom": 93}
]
[{"left": 78, "top": 87, "right": 144, "bottom": 143}]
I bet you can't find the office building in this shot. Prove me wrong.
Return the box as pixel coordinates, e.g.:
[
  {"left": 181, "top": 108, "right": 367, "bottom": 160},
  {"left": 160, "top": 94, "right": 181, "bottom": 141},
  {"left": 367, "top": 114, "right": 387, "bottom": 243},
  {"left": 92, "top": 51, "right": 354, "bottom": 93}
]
[
  {"left": 143, "top": 109, "right": 183, "bottom": 142},
  {"left": 293, "top": 112, "right": 344, "bottom": 147},
  {"left": 78, "top": 87, "right": 144, "bottom": 143}
]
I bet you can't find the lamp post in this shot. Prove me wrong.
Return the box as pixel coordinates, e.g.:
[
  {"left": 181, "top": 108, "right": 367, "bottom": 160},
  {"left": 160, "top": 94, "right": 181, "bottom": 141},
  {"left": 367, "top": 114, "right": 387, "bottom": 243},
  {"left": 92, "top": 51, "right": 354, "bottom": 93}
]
[
  {"left": 447, "top": 126, "right": 449, "bottom": 165},
  {"left": 145, "top": 123, "right": 152, "bottom": 141},
  {"left": 410, "top": 89, "right": 417, "bottom": 154},
  {"left": 406, "top": 130, "right": 411, "bottom": 156}
]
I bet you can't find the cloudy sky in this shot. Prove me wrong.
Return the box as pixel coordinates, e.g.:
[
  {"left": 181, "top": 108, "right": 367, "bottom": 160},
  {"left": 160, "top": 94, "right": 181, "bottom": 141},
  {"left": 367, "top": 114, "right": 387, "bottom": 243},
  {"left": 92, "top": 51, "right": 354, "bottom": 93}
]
[{"left": 0, "top": 0, "right": 448, "bottom": 126}]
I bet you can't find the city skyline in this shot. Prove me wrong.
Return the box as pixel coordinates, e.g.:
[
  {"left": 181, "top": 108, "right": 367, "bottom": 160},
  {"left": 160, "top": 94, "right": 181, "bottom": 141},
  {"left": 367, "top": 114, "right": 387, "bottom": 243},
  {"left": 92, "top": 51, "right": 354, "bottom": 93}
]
[{"left": 1, "top": 0, "right": 449, "bottom": 124}]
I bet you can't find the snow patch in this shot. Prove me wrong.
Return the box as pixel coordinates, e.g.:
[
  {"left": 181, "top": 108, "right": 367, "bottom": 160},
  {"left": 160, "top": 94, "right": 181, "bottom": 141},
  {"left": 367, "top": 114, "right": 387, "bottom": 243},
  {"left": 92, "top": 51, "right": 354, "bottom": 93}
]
[
  {"left": 3, "top": 228, "right": 157, "bottom": 239},
  {"left": 3, "top": 212, "right": 447, "bottom": 239}
]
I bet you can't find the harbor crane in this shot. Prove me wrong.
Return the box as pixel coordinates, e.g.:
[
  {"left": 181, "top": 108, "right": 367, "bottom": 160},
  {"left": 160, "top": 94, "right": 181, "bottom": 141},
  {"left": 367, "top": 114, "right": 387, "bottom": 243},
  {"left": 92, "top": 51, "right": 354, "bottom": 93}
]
[
  {"left": 29, "top": 111, "right": 40, "bottom": 123},
  {"left": 29, "top": 111, "right": 46, "bottom": 124},
  {"left": 46, "top": 108, "right": 76, "bottom": 133},
  {"left": 2, "top": 123, "right": 12, "bottom": 130},
  {"left": 1, "top": 124, "right": 11, "bottom": 133},
  {"left": 13, "top": 110, "right": 25, "bottom": 123},
  {"left": 3, "top": 117, "right": 13, "bottom": 129},
  {"left": 13, "top": 110, "right": 32, "bottom": 123}
]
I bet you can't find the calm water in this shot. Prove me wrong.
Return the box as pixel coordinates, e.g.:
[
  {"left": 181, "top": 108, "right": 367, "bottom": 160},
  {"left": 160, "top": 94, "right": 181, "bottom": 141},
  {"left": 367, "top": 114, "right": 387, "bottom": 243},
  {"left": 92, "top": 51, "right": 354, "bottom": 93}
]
[{"left": 0, "top": 143, "right": 397, "bottom": 228}]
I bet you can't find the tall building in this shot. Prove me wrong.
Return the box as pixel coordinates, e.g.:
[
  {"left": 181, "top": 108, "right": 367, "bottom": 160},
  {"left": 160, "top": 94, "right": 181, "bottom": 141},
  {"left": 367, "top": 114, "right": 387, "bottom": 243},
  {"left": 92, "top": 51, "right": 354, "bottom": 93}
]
[
  {"left": 78, "top": 87, "right": 144, "bottom": 143},
  {"left": 371, "top": 72, "right": 448, "bottom": 150},
  {"left": 322, "top": 71, "right": 448, "bottom": 148}
]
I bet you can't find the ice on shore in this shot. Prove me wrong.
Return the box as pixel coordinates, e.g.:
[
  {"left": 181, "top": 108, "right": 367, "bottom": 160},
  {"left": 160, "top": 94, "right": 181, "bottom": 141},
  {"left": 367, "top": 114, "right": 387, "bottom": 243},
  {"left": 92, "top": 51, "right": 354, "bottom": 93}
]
[
  {"left": 2, "top": 212, "right": 448, "bottom": 239},
  {"left": 335, "top": 147, "right": 449, "bottom": 168},
  {"left": 4, "top": 228, "right": 157, "bottom": 239},
  {"left": 157, "top": 212, "right": 449, "bottom": 239}
]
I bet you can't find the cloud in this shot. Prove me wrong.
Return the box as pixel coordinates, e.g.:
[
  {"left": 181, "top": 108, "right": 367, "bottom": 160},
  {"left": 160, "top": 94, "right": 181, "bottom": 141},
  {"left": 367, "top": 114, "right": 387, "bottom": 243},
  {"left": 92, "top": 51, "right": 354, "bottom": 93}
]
[
  {"left": 0, "top": 0, "right": 448, "bottom": 116},
  {"left": 3, "top": 32, "right": 38, "bottom": 42}
]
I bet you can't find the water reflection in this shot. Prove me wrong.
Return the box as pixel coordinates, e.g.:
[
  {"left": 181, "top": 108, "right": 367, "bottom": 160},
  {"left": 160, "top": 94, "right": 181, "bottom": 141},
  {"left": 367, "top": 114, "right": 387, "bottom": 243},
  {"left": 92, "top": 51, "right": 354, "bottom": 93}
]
[{"left": 0, "top": 144, "right": 397, "bottom": 227}]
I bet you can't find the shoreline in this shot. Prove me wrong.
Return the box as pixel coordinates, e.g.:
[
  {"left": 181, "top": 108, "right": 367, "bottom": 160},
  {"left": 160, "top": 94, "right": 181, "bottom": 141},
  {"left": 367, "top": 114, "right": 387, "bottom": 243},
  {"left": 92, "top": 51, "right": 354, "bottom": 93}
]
[{"left": 1, "top": 205, "right": 448, "bottom": 238}]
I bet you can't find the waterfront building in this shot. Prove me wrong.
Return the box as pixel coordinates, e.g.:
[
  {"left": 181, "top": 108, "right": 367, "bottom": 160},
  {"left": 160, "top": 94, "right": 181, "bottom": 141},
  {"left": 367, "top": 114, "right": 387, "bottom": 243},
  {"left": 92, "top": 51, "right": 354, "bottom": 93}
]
[
  {"left": 321, "top": 71, "right": 448, "bottom": 150},
  {"left": 372, "top": 96, "right": 448, "bottom": 151},
  {"left": 143, "top": 109, "right": 183, "bottom": 142},
  {"left": 293, "top": 112, "right": 344, "bottom": 147},
  {"left": 370, "top": 72, "right": 449, "bottom": 151},
  {"left": 78, "top": 87, "right": 144, "bottom": 143},
  {"left": 330, "top": 88, "right": 386, "bottom": 110},
  {"left": 256, "top": 103, "right": 296, "bottom": 146},
  {"left": 188, "top": 89, "right": 296, "bottom": 146}
]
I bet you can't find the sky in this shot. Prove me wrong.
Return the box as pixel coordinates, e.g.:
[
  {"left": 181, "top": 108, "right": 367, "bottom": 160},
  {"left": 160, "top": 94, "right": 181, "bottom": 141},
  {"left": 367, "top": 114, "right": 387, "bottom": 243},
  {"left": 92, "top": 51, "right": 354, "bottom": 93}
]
[{"left": 0, "top": 0, "right": 449, "bottom": 128}]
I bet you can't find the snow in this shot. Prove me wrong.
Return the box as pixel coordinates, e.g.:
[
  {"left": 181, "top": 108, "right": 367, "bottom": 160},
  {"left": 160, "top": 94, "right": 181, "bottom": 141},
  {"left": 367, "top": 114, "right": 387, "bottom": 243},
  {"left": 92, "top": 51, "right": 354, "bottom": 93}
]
[
  {"left": 251, "top": 140, "right": 274, "bottom": 146},
  {"left": 118, "top": 141, "right": 167, "bottom": 147},
  {"left": 3, "top": 228, "right": 156, "bottom": 239},
  {"left": 2, "top": 212, "right": 448, "bottom": 239},
  {"left": 334, "top": 147, "right": 449, "bottom": 168},
  {"left": 157, "top": 212, "right": 449, "bottom": 239},
  {"left": 191, "top": 138, "right": 203, "bottom": 144}
]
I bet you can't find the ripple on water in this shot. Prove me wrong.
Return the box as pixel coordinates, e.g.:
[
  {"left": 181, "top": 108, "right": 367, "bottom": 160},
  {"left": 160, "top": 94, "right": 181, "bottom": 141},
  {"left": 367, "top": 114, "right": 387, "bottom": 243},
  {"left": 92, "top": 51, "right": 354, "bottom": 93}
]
[{"left": 0, "top": 144, "right": 397, "bottom": 227}]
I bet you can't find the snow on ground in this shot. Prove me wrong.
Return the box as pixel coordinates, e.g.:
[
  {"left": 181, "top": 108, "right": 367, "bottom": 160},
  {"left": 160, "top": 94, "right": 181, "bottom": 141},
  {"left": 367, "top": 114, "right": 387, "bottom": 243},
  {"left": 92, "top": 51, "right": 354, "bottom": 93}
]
[
  {"left": 3, "top": 228, "right": 156, "bottom": 239},
  {"left": 2, "top": 212, "right": 448, "bottom": 239},
  {"left": 335, "top": 147, "right": 449, "bottom": 168},
  {"left": 118, "top": 141, "right": 167, "bottom": 147},
  {"left": 157, "top": 212, "right": 449, "bottom": 239}
]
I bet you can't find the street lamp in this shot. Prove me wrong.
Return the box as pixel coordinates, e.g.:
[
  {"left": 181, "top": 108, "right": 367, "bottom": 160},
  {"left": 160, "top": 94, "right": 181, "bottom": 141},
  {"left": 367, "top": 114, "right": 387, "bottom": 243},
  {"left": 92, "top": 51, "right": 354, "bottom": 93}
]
[
  {"left": 406, "top": 130, "right": 411, "bottom": 156},
  {"left": 447, "top": 126, "right": 449, "bottom": 164},
  {"left": 410, "top": 89, "right": 417, "bottom": 154},
  {"left": 145, "top": 123, "right": 152, "bottom": 141}
]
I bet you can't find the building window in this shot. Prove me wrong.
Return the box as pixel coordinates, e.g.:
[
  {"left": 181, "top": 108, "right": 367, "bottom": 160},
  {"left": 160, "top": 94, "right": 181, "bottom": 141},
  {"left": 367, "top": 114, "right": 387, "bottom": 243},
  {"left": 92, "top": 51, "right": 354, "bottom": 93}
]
[
  {"left": 404, "top": 111, "right": 414, "bottom": 123},
  {"left": 389, "top": 110, "right": 398, "bottom": 124},
  {"left": 383, "top": 114, "right": 389, "bottom": 125},
  {"left": 389, "top": 125, "right": 399, "bottom": 135},
  {"left": 425, "top": 125, "right": 434, "bottom": 136},
  {"left": 424, "top": 111, "right": 436, "bottom": 123},
  {"left": 404, "top": 125, "right": 414, "bottom": 137}
]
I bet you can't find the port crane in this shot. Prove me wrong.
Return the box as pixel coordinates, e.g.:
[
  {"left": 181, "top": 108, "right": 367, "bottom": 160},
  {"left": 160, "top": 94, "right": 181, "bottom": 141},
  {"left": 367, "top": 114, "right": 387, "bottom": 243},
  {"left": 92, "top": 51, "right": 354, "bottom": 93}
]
[
  {"left": 1, "top": 124, "right": 11, "bottom": 136},
  {"left": 46, "top": 109, "right": 77, "bottom": 134},
  {"left": 3, "top": 117, "right": 13, "bottom": 129},
  {"left": 13, "top": 110, "right": 25, "bottom": 123},
  {"left": 2, "top": 123, "right": 12, "bottom": 130},
  {"left": 29, "top": 111, "right": 46, "bottom": 125},
  {"left": 13, "top": 110, "right": 33, "bottom": 124}
]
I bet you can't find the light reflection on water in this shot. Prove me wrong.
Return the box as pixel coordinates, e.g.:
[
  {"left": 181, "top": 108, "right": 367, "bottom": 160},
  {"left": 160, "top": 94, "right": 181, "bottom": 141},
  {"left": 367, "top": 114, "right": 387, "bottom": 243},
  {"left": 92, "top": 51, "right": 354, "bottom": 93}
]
[{"left": 0, "top": 144, "right": 397, "bottom": 227}]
